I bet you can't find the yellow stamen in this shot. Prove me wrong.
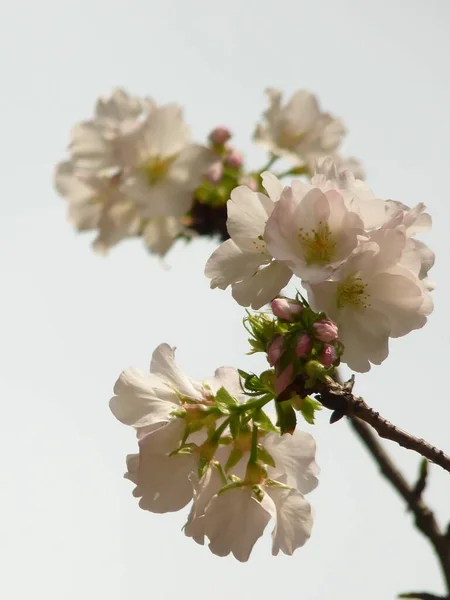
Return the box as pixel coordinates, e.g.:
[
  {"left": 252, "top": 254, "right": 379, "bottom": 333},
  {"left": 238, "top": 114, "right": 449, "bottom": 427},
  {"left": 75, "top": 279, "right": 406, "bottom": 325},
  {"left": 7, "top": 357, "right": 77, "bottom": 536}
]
[
  {"left": 298, "top": 222, "right": 336, "bottom": 264},
  {"left": 336, "top": 275, "right": 370, "bottom": 309}
]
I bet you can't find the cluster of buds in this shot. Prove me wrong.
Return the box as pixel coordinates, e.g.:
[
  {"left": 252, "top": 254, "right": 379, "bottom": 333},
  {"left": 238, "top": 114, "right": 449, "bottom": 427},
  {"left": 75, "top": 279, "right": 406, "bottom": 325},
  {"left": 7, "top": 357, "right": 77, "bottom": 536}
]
[
  {"left": 195, "top": 126, "right": 256, "bottom": 206},
  {"left": 245, "top": 296, "right": 343, "bottom": 400},
  {"left": 269, "top": 297, "right": 343, "bottom": 395}
]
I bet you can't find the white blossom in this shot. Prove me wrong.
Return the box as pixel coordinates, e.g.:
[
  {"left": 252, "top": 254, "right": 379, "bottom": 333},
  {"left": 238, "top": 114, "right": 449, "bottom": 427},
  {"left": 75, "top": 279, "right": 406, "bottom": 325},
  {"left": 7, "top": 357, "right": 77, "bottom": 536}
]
[
  {"left": 254, "top": 88, "right": 345, "bottom": 166},
  {"left": 121, "top": 105, "right": 213, "bottom": 219},
  {"left": 186, "top": 477, "right": 313, "bottom": 561},
  {"left": 184, "top": 427, "right": 318, "bottom": 559},
  {"left": 306, "top": 230, "right": 433, "bottom": 372},
  {"left": 55, "top": 91, "right": 212, "bottom": 255},
  {"left": 205, "top": 172, "right": 292, "bottom": 309},
  {"left": 264, "top": 177, "right": 365, "bottom": 283}
]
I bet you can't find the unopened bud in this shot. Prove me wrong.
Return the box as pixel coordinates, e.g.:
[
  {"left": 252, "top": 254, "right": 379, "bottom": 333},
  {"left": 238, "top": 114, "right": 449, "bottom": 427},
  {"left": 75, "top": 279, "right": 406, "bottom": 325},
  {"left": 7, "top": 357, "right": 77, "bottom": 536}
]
[
  {"left": 209, "top": 126, "right": 232, "bottom": 146},
  {"left": 313, "top": 318, "right": 339, "bottom": 342},
  {"left": 321, "top": 344, "right": 338, "bottom": 368},
  {"left": 271, "top": 297, "right": 303, "bottom": 322},
  {"left": 275, "top": 363, "right": 294, "bottom": 395},
  {"left": 205, "top": 161, "right": 223, "bottom": 184},
  {"left": 295, "top": 333, "right": 312, "bottom": 357},
  {"left": 304, "top": 360, "right": 326, "bottom": 381},
  {"left": 268, "top": 335, "right": 284, "bottom": 366},
  {"left": 224, "top": 150, "right": 243, "bottom": 169}
]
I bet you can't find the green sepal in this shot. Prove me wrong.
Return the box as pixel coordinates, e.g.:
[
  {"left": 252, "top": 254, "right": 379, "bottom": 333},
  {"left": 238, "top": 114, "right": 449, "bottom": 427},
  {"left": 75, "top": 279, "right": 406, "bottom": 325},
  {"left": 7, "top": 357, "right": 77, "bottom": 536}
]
[
  {"left": 299, "top": 395, "right": 322, "bottom": 425},
  {"left": 225, "top": 448, "right": 243, "bottom": 472},
  {"left": 215, "top": 386, "right": 238, "bottom": 413},
  {"left": 252, "top": 408, "right": 277, "bottom": 433},
  {"left": 197, "top": 456, "right": 210, "bottom": 479},
  {"left": 257, "top": 445, "right": 276, "bottom": 468},
  {"left": 275, "top": 400, "right": 297, "bottom": 435}
]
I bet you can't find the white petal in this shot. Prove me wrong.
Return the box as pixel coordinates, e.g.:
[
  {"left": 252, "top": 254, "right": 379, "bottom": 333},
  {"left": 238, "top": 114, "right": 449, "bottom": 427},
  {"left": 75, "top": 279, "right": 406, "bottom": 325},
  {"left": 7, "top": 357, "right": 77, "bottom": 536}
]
[
  {"left": 205, "top": 239, "right": 268, "bottom": 290},
  {"left": 267, "top": 487, "right": 313, "bottom": 556},
  {"left": 204, "top": 487, "right": 275, "bottom": 562},
  {"left": 150, "top": 344, "right": 204, "bottom": 401},
  {"left": 131, "top": 420, "right": 197, "bottom": 513},
  {"left": 143, "top": 217, "right": 182, "bottom": 256},
  {"left": 261, "top": 172, "right": 284, "bottom": 202},
  {"left": 264, "top": 431, "right": 319, "bottom": 494},
  {"left": 184, "top": 465, "right": 224, "bottom": 544},
  {"left": 110, "top": 366, "right": 179, "bottom": 428},
  {"left": 227, "top": 186, "right": 274, "bottom": 252},
  {"left": 231, "top": 260, "right": 292, "bottom": 310}
]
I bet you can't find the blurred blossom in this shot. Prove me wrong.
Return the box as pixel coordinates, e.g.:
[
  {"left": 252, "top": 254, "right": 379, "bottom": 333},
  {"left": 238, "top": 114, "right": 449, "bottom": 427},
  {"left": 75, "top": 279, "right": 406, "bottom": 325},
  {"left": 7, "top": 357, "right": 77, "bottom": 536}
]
[{"left": 254, "top": 88, "right": 345, "bottom": 167}]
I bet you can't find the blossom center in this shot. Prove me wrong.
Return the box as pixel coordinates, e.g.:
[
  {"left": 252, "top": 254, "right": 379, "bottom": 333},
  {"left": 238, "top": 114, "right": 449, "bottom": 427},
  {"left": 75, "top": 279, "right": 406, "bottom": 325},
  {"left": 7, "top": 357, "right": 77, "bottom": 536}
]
[
  {"left": 298, "top": 222, "right": 336, "bottom": 264},
  {"left": 336, "top": 275, "right": 370, "bottom": 309},
  {"left": 140, "top": 156, "right": 174, "bottom": 185},
  {"left": 278, "top": 125, "right": 307, "bottom": 149}
]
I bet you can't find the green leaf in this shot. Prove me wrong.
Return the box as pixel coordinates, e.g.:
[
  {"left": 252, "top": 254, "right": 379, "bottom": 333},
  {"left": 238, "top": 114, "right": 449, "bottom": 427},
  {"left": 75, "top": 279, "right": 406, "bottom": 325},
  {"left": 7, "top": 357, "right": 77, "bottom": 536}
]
[
  {"left": 275, "top": 401, "right": 297, "bottom": 435},
  {"left": 215, "top": 387, "right": 238, "bottom": 413},
  {"left": 257, "top": 445, "right": 276, "bottom": 468},
  {"left": 252, "top": 409, "right": 277, "bottom": 432},
  {"left": 225, "top": 448, "right": 243, "bottom": 471},
  {"left": 300, "top": 396, "right": 322, "bottom": 425}
]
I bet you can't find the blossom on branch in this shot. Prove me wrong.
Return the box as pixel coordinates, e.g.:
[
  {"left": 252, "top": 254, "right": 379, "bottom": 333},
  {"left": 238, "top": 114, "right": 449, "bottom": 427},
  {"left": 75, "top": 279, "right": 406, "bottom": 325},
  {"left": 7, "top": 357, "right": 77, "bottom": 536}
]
[
  {"left": 204, "top": 173, "right": 292, "bottom": 309},
  {"left": 110, "top": 343, "right": 319, "bottom": 559},
  {"left": 254, "top": 88, "right": 346, "bottom": 168},
  {"left": 55, "top": 89, "right": 213, "bottom": 256}
]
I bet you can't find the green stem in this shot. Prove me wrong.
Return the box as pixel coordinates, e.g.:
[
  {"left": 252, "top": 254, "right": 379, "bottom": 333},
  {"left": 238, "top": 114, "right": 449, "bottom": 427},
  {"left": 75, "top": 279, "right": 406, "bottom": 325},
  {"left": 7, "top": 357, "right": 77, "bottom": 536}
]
[
  {"left": 249, "top": 423, "right": 259, "bottom": 464},
  {"left": 274, "top": 165, "right": 309, "bottom": 179},
  {"left": 210, "top": 416, "right": 232, "bottom": 443},
  {"left": 236, "top": 394, "right": 273, "bottom": 413},
  {"left": 258, "top": 154, "right": 278, "bottom": 174}
]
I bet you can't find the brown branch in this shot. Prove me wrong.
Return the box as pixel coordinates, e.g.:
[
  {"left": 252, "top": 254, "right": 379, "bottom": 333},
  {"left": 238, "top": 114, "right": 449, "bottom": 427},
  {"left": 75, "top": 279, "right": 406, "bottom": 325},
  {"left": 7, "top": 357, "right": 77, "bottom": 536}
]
[
  {"left": 317, "top": 375, "right": 450, "bottom": 474},
  {"left": 278, "top": 372, "right": 450, "bottom": 594},
  {"left": 399, "top": 594, "right": 449, "bottom": 600},
  {"left": 349, "top": 418, "right": 450, "bottom": 595}
]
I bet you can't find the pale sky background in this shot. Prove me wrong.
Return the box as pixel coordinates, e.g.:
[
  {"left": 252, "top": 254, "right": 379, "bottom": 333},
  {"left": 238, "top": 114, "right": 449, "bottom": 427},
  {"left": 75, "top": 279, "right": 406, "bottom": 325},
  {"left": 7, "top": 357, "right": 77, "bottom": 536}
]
[{"left": 1, "top": 1, "right": 450, "bottom": 599}]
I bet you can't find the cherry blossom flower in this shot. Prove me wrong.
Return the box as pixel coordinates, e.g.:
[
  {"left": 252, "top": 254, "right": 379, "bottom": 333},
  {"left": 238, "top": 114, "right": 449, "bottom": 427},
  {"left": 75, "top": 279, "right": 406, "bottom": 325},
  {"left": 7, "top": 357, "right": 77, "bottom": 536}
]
[
  {"left": 264, "top": 177, "right": 365, "bottom": 283},
  {"left": 306, "top": 231, "right": 433, "bottom": 372},
  {"left": 254, "top": 88, "right": 345, "bottom": 166},
  {"left": 205, "top": 172, "right": 292, "bottom": 309},
  {"left": 55, "top": 91, "right": 212, "bottom": 255}
]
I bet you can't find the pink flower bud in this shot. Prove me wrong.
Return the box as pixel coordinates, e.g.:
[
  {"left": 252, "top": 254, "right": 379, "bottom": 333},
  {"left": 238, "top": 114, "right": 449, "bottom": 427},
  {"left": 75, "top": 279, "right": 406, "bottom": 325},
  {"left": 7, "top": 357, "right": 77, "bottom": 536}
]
[
  {"left": 295, "top": 333, "right": 312, "bottom": 357},
  {"left": 209, "top": 126, "right": 232, "bottom": 146},
  {"left": 268, "top": 335, "right": 284, "bottom": 366},
  {"left": 275, "top": 363, "right": 294, "bottom": 395},
  {"left": 321, "top": 344, "right": 338, "bottom": 368},
  {"left": 205, "top": 161, "right": 223, "bottom": 184},
  {"left": 271, "top": 297, "right": 303, "bottom": 322},
  {"left": 313, "top": 319, "right": 339, "bottom": 342},
  {"left": 224, "top": 150, "right": 243, "bottom": 169}
]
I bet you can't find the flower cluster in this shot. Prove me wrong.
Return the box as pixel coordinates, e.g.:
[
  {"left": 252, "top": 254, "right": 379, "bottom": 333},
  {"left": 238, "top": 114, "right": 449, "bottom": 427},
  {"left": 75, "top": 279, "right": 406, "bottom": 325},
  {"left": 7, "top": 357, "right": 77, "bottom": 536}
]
[
  {"left": 205, "top": 157, "right": 434, "bottom": 372},
  {"left": 244, "top": 297, "right": 342, "bottom": 414},
  {"left": 56, "top": 87, "right": 365, "bottom": 257},
  {"left": 110, "top": 343, "right": 319, "bottom": 561},
  {"left": 55, "top": 88, "right": 215, "bottom": 256}
]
